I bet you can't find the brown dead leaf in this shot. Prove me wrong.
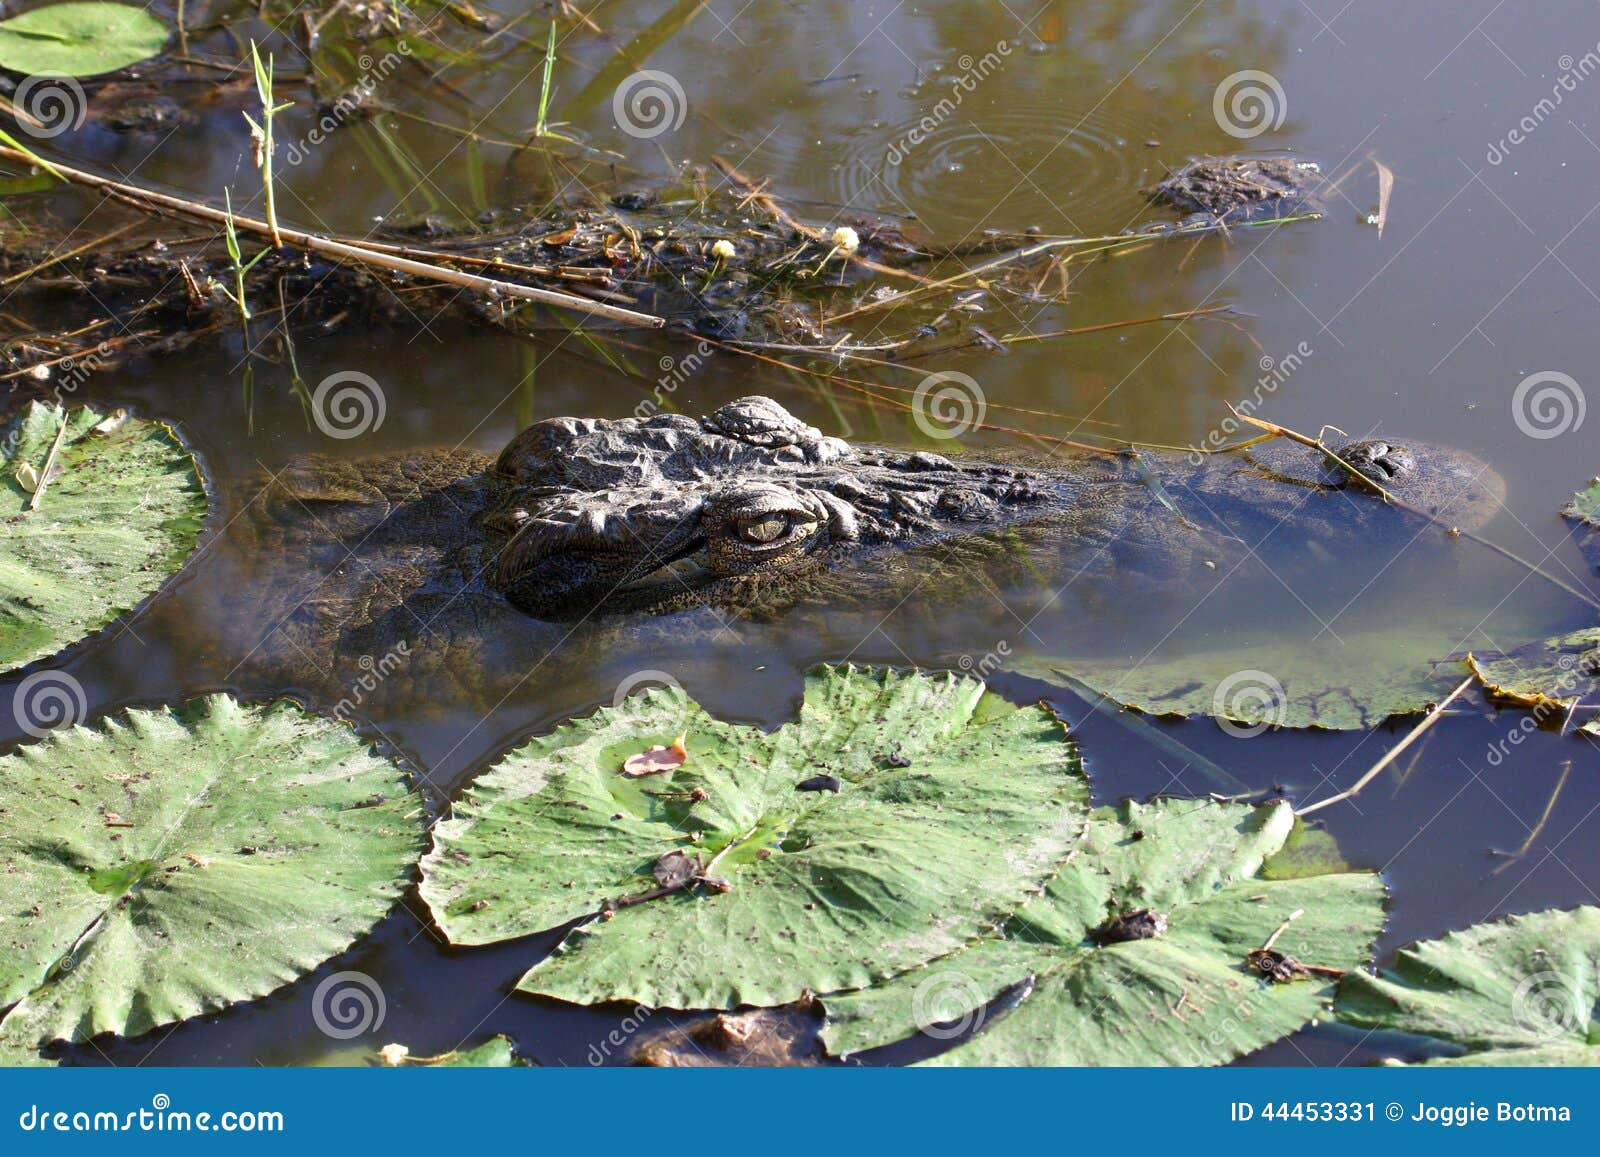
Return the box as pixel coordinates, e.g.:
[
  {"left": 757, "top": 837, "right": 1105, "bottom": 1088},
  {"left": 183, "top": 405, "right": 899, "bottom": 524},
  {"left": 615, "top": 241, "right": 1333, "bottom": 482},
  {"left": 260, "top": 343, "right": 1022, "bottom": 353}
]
[{"left": 622, "top": 730, "right": 688, "bottom": 777}]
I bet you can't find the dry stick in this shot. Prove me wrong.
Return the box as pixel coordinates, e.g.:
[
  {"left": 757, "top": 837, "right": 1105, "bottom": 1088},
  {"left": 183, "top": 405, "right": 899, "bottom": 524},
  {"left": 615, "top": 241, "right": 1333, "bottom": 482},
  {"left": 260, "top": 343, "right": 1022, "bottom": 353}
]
[
  {"left": 0, "top": 330, "right": 158, "bottom": 382},
  {"left": 710, "top": 154, "right": 934, "bottom": 286},
  {"left": 1490, "top": 759, "right": 1573, "bottom": 876},
  {"left": 823, "top": 216, "right": 1318, "bottom": 327},
  {"left": 27, "top": 414, "right": 70, "bottom": 512},
  {"left": 0, "top": 145, "right": 664, "bottom": 329},
  {"left": 1230, "top": 408, "right": 1600, "bottom": 614},
  {"left": 1298, "top": 675, "right": 1476, "bottom": 816},
  {"left": 696, "top": 335, "right": 1123, "bottom": 455},
  {"left": 1260, "top": 908, "right": 1305, "bottom": 952},
  {"left": 0, "top": 221, "right": 143, "bottom": 287}
]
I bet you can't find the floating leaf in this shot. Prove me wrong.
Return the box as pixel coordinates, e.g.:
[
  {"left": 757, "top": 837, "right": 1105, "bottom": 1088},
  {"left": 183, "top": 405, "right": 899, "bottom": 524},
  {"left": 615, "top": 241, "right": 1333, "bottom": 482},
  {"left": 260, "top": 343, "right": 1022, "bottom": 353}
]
[
  {"left": 420, "top": 666, "right": 1090, "bottom": 1009},
  {"left": 621, "top": 729, "right": 687, "bottom": 776},
  {"left": 1336, "top": 906, "right": 1600, "bottom": 1066},
  {"left": 820, "top": 799, "right": 1385, "bottom": 1064},
  {"left": 1020, "top": 625, "right": 1472, "bottom": 731},
  {"left": 1260, "top": 817, "right": 1350, "bottom": 880},
  {"left": 0, "top": 695, "right": 423, "bottom": 1048},
  {"left": 0, "top": 3, "right": 168, "bottom": 77},
  {"left": 1, "top": 402, "right": 207, "bottom": 673},
  {"left": 380, "top": 1037, "right": 524, "bottom": 1067},
  {"left": 1563, "top": 478, "right": 1600, "bottom": 573},
  {"left": 1467, "top": 630, "right": 1600, "bottom": 710}
]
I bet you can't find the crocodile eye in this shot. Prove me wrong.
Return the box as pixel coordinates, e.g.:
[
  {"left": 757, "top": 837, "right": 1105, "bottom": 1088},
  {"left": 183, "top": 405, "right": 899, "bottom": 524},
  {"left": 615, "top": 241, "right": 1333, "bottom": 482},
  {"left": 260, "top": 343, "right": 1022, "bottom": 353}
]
[{"left": 737, "top": 514, "right": 792, "bottom": 544}]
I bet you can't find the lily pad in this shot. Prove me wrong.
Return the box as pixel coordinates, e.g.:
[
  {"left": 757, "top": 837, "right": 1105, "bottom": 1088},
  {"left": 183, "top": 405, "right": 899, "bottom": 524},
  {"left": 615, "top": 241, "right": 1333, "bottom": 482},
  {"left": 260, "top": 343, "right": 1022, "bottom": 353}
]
[
  {"left": 820, "top": 799, "right": 1385, "bottom": 1064},
  {"left": 0, "top": 3, "right": 168, "bottom": 77},
  {"left": 1, "top": 402, "right": 207, "bottom": 673},
  {"left": 420, "top": 666, "right": 1090, "bottom": 1009},
  {"left": 0, "top": 695, "right": 423, "bottom": 1047},
  {"left": 1563, "top": 478, "right": 1600, "bottom": 572},
  {"left": 1337, "top": 906, "right": 1600, "bottom": 1065},
  {"left": 377, "top": 1036, "right": 524, "bottom": 1067},
  {"left": 1020, "top": 627, "right": 1472, "bottom": 731},
  {"left": 1467, "top": 630, "right": 1600, "bottom": 710}
]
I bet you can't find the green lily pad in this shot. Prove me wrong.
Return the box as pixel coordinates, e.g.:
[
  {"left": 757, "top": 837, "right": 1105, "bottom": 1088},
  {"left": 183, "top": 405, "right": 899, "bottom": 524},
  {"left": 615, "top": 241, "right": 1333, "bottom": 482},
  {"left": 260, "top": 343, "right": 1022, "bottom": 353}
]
[
  {"left": 319, "top": 1036, "right": 525, "bottom": 1067},
  {"left": 1467, "top": 629, "right": 1600, "bottom": 709},
  {"left": 1564, "top": 478, "right": 1600, "bottom": 570},
  {"left": 0, "top": 1027, "right": 50, "bottom": 1067},
  {"left": 1261, "top": 818, "right": 1351, "bottom": 880},
  {"left": 398, "top": 1036, "right": 523, "bottom": 1067},
  {"left": 1337, "top": 906, "right": 1600, "bottom": 1065},
  {"left": 1, "top": 403, "right": 206, "bottom": 673},
  {"left": 0, "top": 695, "right": 423, "bottom": 1047},
  {"left": 420, "top": 666, "right": 1090, "bottom": 1009},
  {"left": 0, "top": 3, "right": 167, "bottom": 77},
  {"left": 1024, "top": 629, "right": 1469, "bottom": 731},
  {"left": 821, "top": 799, "right": 1385, "bottom": 1064}
]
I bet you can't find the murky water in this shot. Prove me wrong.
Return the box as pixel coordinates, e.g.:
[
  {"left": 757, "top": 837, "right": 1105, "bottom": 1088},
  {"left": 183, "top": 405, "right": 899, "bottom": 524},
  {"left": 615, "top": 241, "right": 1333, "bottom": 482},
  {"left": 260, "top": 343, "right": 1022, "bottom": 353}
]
[{"left": 4, "top": 0, "right": 1598, "bottom": 1065}]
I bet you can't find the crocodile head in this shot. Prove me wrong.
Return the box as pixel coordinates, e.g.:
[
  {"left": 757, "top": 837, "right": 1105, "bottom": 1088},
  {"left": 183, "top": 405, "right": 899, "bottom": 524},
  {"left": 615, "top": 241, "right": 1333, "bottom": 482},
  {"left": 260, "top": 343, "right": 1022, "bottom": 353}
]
[
  {"left": 485, "top": 396, "right": 1060, "bottom": 618},
  {"left": 484, "top": 396, "right": 1506, "bottom": 621}
]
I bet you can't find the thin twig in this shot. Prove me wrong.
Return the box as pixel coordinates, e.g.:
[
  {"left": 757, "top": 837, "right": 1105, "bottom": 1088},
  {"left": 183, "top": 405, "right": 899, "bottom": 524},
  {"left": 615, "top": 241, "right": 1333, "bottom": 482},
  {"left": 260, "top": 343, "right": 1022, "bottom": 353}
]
[
  {"left": 1491, "top": 760, "right": 1572, "bottom": 875},
  {"left": 1231, "top": 408, "right": 1600, "bottom": 613},
  {"left": 1298, "top": 674, "right": 1476, "bottom": 816},
  {"left": 0, "top": 145, "right": 664, "bottom": 328},
  {"left": 1260, "top": 908, "right": 1305, "bottom": 952},
  {"left": 27, "top": 413, "right": 70, "bottom": 511}
]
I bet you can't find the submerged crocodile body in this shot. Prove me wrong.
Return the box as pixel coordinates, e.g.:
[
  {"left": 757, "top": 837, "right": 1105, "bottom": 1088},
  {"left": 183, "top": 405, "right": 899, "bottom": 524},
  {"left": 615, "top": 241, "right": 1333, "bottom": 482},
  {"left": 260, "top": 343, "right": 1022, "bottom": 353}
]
[{"left": 210, "top": 397, "right": 1503, "bottom": 713}]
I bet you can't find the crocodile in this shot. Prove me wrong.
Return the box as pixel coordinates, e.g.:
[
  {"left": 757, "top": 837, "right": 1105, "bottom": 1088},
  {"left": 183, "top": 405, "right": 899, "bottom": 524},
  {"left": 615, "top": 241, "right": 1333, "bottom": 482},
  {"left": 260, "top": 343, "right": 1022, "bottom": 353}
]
[{"left": 206, "top": 396, "right": 1504, "bottom": 714}]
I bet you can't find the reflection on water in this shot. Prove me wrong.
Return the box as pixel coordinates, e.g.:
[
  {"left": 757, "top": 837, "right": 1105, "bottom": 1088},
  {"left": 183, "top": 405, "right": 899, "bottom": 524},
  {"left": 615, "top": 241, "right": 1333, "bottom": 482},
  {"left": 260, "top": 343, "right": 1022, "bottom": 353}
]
[{"left": 5, "top": 0, "right": 1600, "bottom": 1066}]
